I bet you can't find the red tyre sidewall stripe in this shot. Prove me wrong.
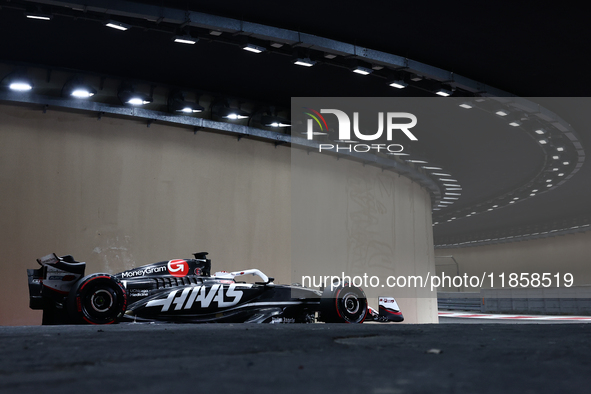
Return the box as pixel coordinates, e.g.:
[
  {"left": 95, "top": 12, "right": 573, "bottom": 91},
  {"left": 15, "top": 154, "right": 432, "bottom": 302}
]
[
  {"left": 79, "top": 275, "right": 111, "bottom": 291},
  {"left": 77, "top": 275, "right": 127, "bottom": 324}
]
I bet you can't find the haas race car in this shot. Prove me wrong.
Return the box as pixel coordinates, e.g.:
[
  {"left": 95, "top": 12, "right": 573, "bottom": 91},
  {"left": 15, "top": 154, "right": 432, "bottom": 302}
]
[{"left": 27, "top": 252, "right": 404, "bottom": 325}]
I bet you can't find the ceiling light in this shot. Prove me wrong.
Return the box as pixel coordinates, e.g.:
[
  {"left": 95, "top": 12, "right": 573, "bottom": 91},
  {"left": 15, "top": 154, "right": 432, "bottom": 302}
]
[
  {"left": 435, "top": 88, "right": 452, "bottom": 97},
  {"left": 552, "top": 168, "right": 559, "bottom": 171},
  {"left": 443, "top": 197, "right": 459, "bottom": 200},
  {"left": 443, "top": 183, "right": 460, "bottom": 187},
  {"left": 563, "top": 161, "right": 570, "bottom": 165},
  {"left": 2, "top": 71, "right": 34, "bottom": 91},
  {"left": 557, "top": 147, "right": 564, "bottom": 151},
  {"left": 242, "top": 43, "right": 266, "bottom": 53},
  {"left": 446, "top": 188, "right": 463, "bottom": 191},
  {"left": 539, "top": 139, "right": 547, "bottom": 144},
  {"left": 547, "top": 184, "right": 553, "bottom": 187},
  {"left": 459, "top": 102, "right": 473, "bottom": 109},
  {"left": 445, "top": 192, "right": 461, "bottom": 196},
  {"left": 509, "top": 120, "right": 521, "bottom": 127},
  {"left": 492, "top": 205, "right": 498, "bottom": 208},
  {"left": 439, "top": 178, "right": 457, "bottom": 182},
  {"left": 127, "top": 98, "right": 151, "bottom": 105},
  {"left": 168, "top": 91, "right": 204, "bottom": 114},
  {"left": 546, "top": 179, "right": 552, "bottom": 182},
  {"left": 9, "top": 82, "right": 33, "bottom": 91},
  {"left": 422, "top": 166, "right": 442, "bottom": 170},
  {"left": 534, "top": 129, "right": 546, "bottom": 135},
  {"left": 261, "top": 115, "right": 290, "bottom": 128},
  {"left": 530, "top": 193, "right": 536, "bottom": 196},
  {"left": 552, "top": 155, "right": 559, "bottom": 160},
  {"left": 209, "top": 30, "right": 222, "bottom": 36},
  {"left": 226, "top": 113, "right": 248, "bottom": 120},
  {"left": 105, "top": 20, "right": 130, "bottom": 31},
  {"left": 25, "top": 13, "right": 53, "bottom": 20},
  {"left": 270, "top": 42, "right": 284, "bottom": 48},
  {"left": 407, "top": 160, "right": 428, "bottom": 164},
  {"left": 62, "top": 78, "right": 97, "bottom": 98},
  {"left": 495, "top": 109, "right": 509, "bottom": 116},
  {"left": 558, "top": 173, "right": 564, "bottom": 177},
  {"left": 352, "top": 66, "right": 373, "bottom": 75},
  {"left": 389, "top": 80, "right": 408, "bottom": 89},
  {"left": 324, "top": 53, "right": 337, "bottom": 59},
  {"left": 294, "top": 58, "right": 315, "bottom": 67},
  {"left": 509, "top": 201, "right": 515, "bottom": 204},
  {"left": 216, "top": 106, "right": 250, "bottom": 120},
  {"left": 386, "top": 152, "right": 409, "bottom": 156},
  {"left": 71, "top": 89, "right": 95, "bottom": 98},
  {"left": 410, "top": 74, "right": 423, "bottom": 81},
  {"left": 117, "top": 82, "right": 152, "bottom": 105},
  {"left": 174, "top": 35, "right": 197, "bottom": 45},
  {"left": 432, "top": 173, "right": 451, "bottom": 176}
]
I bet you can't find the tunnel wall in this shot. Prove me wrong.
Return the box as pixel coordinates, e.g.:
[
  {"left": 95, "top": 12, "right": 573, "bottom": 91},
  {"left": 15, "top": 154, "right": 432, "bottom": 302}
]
[
  {"left": 291, "top": 149, "right": 438, "bottom": 323},
  {"left": 0, "top": 102, "right": 437, "bottom": 325},
  {"left": 435, "top": 231, "right": 591, "bottom": 292}
]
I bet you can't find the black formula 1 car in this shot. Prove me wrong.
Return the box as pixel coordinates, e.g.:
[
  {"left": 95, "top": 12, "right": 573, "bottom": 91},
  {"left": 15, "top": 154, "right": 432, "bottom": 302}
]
[{"left": 27, "top": 252, "right": 404, "bottom": 325}]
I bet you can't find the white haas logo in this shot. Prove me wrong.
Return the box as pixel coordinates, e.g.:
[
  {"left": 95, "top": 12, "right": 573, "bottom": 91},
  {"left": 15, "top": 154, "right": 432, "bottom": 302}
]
[{"left": 146, "top": 284, "right": 243, "bottom": 312}]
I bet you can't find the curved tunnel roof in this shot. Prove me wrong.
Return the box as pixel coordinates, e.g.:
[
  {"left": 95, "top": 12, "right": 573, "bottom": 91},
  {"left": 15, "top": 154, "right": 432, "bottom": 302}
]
[{"left": 1, "top": 0, "right": 590, "bottom": 248}]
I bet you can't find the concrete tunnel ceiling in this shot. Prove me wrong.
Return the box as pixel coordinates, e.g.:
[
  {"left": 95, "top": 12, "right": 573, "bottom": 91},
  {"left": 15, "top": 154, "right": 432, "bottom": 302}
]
[{"left": 1, "top": 0, "right": 590, "bottom": 248}]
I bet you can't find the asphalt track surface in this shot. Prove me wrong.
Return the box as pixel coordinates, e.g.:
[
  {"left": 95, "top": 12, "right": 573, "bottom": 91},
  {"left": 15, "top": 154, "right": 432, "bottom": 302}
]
[{"left": 1, "top": 323, "right": 591, "bottom": 394}]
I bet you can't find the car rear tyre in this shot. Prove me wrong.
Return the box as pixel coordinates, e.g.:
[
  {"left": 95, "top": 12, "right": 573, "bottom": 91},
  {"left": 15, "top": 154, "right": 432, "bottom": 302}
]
[
  {"left": 320, "top": 282, "right": 368, "bottom": 323},
  {"left": 67, "top": 273, "right": 127, "bottom": 324}
]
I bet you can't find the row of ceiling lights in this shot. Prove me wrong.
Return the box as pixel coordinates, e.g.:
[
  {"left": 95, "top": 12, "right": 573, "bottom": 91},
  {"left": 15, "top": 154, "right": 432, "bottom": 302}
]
[
  {"left": 16, "top": 6, "right": 493, "bottom": 210},
  {"left": 0, "top": 69, "right": 291, "bottom": 128},
  {"left": 406, "top": 162, "right": 462, "bottom": 211},
  {"left": 432, "top": 99, "right": 578, "bottom": 226},
  {"left": 2, "top": 61, "right": 451, "bottom": 209},
  {"left": 459, "top": 100, "right": 571, "bottom": 152},
  {"left": 299, "top": 121, "right": 461, "bottom": 209},
  {"left": 20, "top": 8, "right": 458, "bottom": 98}
]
